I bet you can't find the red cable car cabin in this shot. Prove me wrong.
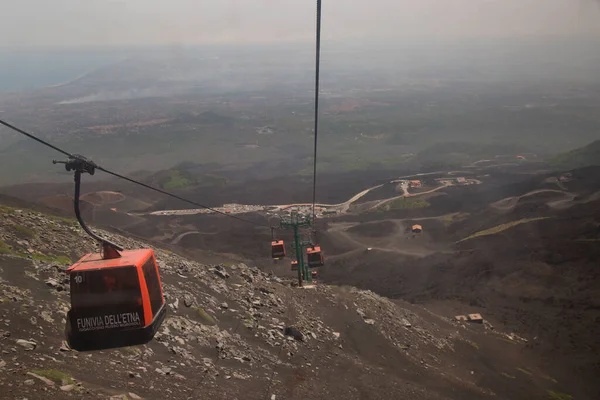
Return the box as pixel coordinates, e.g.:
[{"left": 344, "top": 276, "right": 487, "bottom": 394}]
[
  {"left": 271, "top": 240, "right": 286, "bottom": 259},
  {"left": 65, "top": 248, "right": 167, "bottom": 351},
  {"left": 306, "top": 246, "right": 324, "bottom": 268},
  {"left": 291, "top": 260, "right": 298, "bottom": 271}
]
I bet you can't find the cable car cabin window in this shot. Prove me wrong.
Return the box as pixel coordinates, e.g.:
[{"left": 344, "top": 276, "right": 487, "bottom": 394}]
[
  {"left": 71, "top": 266, "right": 142, "bottom": 309},
  {"left": 307, "top": 250, "right": 324, "bottom": 267},
  {"left": 142, "top": 257, "right": 163, "bottom": 317},
  {"left": 70, "top": 266, "right": 145, "bottom": 331},
  {"left": 307, "top": 253, "right": 319, "bottom": 263}
]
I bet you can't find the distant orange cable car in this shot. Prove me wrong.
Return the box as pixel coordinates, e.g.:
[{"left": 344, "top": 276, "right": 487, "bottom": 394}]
[
  {"left": 271, "top": 240, "right": 286, "bottom": 259},
  {"left": 306, "top": 246, "right": 324, "bottom": 268},
  {"left": 291, "top": 260, "right": 298, "bottom": 271}
]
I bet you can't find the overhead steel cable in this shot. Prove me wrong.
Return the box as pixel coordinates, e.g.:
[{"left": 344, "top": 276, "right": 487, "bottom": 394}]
[
  {"left": 263, "top": 7, "right": 325, "bottom": 397},
  {"left": 311, "top": 0, "right": 323, "bottom": 221},
  {"left": 0, "top": 118, "right": 270, "bottom": 228}
]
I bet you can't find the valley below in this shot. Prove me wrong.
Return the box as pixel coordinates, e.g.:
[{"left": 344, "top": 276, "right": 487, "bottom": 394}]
[{"left": 2, "top": 156, "right": 599, "bottom": 400}]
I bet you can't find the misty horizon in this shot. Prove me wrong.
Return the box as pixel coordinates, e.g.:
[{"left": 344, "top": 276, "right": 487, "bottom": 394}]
[
  {"left": 1, "top": 34, "right": 599, "bottom": 94},
  {"left": 0, "top": 32, "right": 599, "bottom": 52},
  {"left": 2, "top": 0, "right": 600, "bottom": 48}
]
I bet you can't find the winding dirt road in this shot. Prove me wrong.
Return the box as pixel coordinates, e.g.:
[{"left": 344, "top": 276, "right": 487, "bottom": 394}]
[{"left": 134, "top": 173, "right": 479, "bottom": 218}]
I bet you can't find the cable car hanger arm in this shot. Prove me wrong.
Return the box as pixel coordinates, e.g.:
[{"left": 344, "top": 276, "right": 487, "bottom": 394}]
[{"left": 54, "top": 155, "right": 124, "bottom": 258}]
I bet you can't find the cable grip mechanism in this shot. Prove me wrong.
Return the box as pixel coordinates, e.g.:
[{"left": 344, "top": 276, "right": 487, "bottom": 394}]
[{"left": 53, "top": 155, "right": 123, "bottom": 259}]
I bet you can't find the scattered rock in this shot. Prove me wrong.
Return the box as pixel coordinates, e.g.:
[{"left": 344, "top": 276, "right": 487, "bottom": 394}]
[
  {"left": 214, "top": 265, "right": 230, "bottom": 279},
  {"left": 40, "top": 311, "right": 54, "bottom": 323},
  {"left": 232, "top": 372, "right": 249, "bottom": 380},
  {"left": 259, "top": 287, "right": 273, "bottom": 295},
  {"left": 364, "top": 319, "right": 375, "bottom": 325},
  {"left": 16, "top": 339, "right": 36, "bottom": 350},
  {"left": 183, "top": 295, "right": 194, "bottom": 308},
  {"left": 24, "top": 379, "right": 35, "bottom": 386},
  {"left": 26, "top": 372, "right": 54, "bottom": 386},
  {"left": 174, "top": 336, "right": 185, "bottom": 346},
  {"left": 284, "top": 327, "right": 304, "bottom": 341},
  {"left": 44, "top": 278, "right": 62, "bottom": 291},
  {"left": 60, "top": 384, "right": 75, "bottom": 392},
  {"left": 332, "top": 332, "right": 340, "bottom": 339},
  {"left": 128, "top": 393, "right": 143, "bottom": 399},
  {"left": 220, "top": 302, "right": 229, "bottom": 309}
]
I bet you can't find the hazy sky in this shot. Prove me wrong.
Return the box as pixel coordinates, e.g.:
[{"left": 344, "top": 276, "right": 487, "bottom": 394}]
[{"left": 2, "top": 0, "right": 600, "bottom": 47}]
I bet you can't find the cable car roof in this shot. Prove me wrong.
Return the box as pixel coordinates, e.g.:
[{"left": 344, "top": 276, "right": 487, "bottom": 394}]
[
  {"left": 306, "top": 246, "right": 321, "bottom": 253},
  {"left": 68, "top": 249, "right": 154, "bottom": 272}
]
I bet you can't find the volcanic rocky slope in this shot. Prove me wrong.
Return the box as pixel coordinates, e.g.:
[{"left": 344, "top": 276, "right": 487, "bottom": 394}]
[
  {"left": 0, "top": 197, "right": 577, "bottom": 400},
  {"left": 317, "top": 166, "right": 600, "bottom": 400}
]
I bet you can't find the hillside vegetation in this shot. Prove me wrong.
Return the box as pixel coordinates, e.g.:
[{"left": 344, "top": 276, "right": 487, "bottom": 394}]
[{"left": 549, "top": 139, "right": 600, "bottom": 169}]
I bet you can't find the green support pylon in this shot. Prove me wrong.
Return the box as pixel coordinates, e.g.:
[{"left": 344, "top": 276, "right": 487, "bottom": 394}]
[{"left": 280, "top": 211, "right": 312, "bottom": 287}]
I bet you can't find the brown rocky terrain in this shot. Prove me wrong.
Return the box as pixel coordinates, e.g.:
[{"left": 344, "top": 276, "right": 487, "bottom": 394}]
[
  {"left": 316, "top": 167, "right": 600, "bottom": 400},
  {"left": 0, "top": 195, "right": 578, "bottom": 400}
]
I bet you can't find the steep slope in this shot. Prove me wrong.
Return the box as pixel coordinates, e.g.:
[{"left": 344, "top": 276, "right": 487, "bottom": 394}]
[
  {"left": 425, "top": 205, "right": 600, "bottom": 399},
  {"left": 0, "top": 202, "right": 572, "bottom": 400},
  {"left": 319, "top": 167, "right": 600, "bottom": 400}
]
